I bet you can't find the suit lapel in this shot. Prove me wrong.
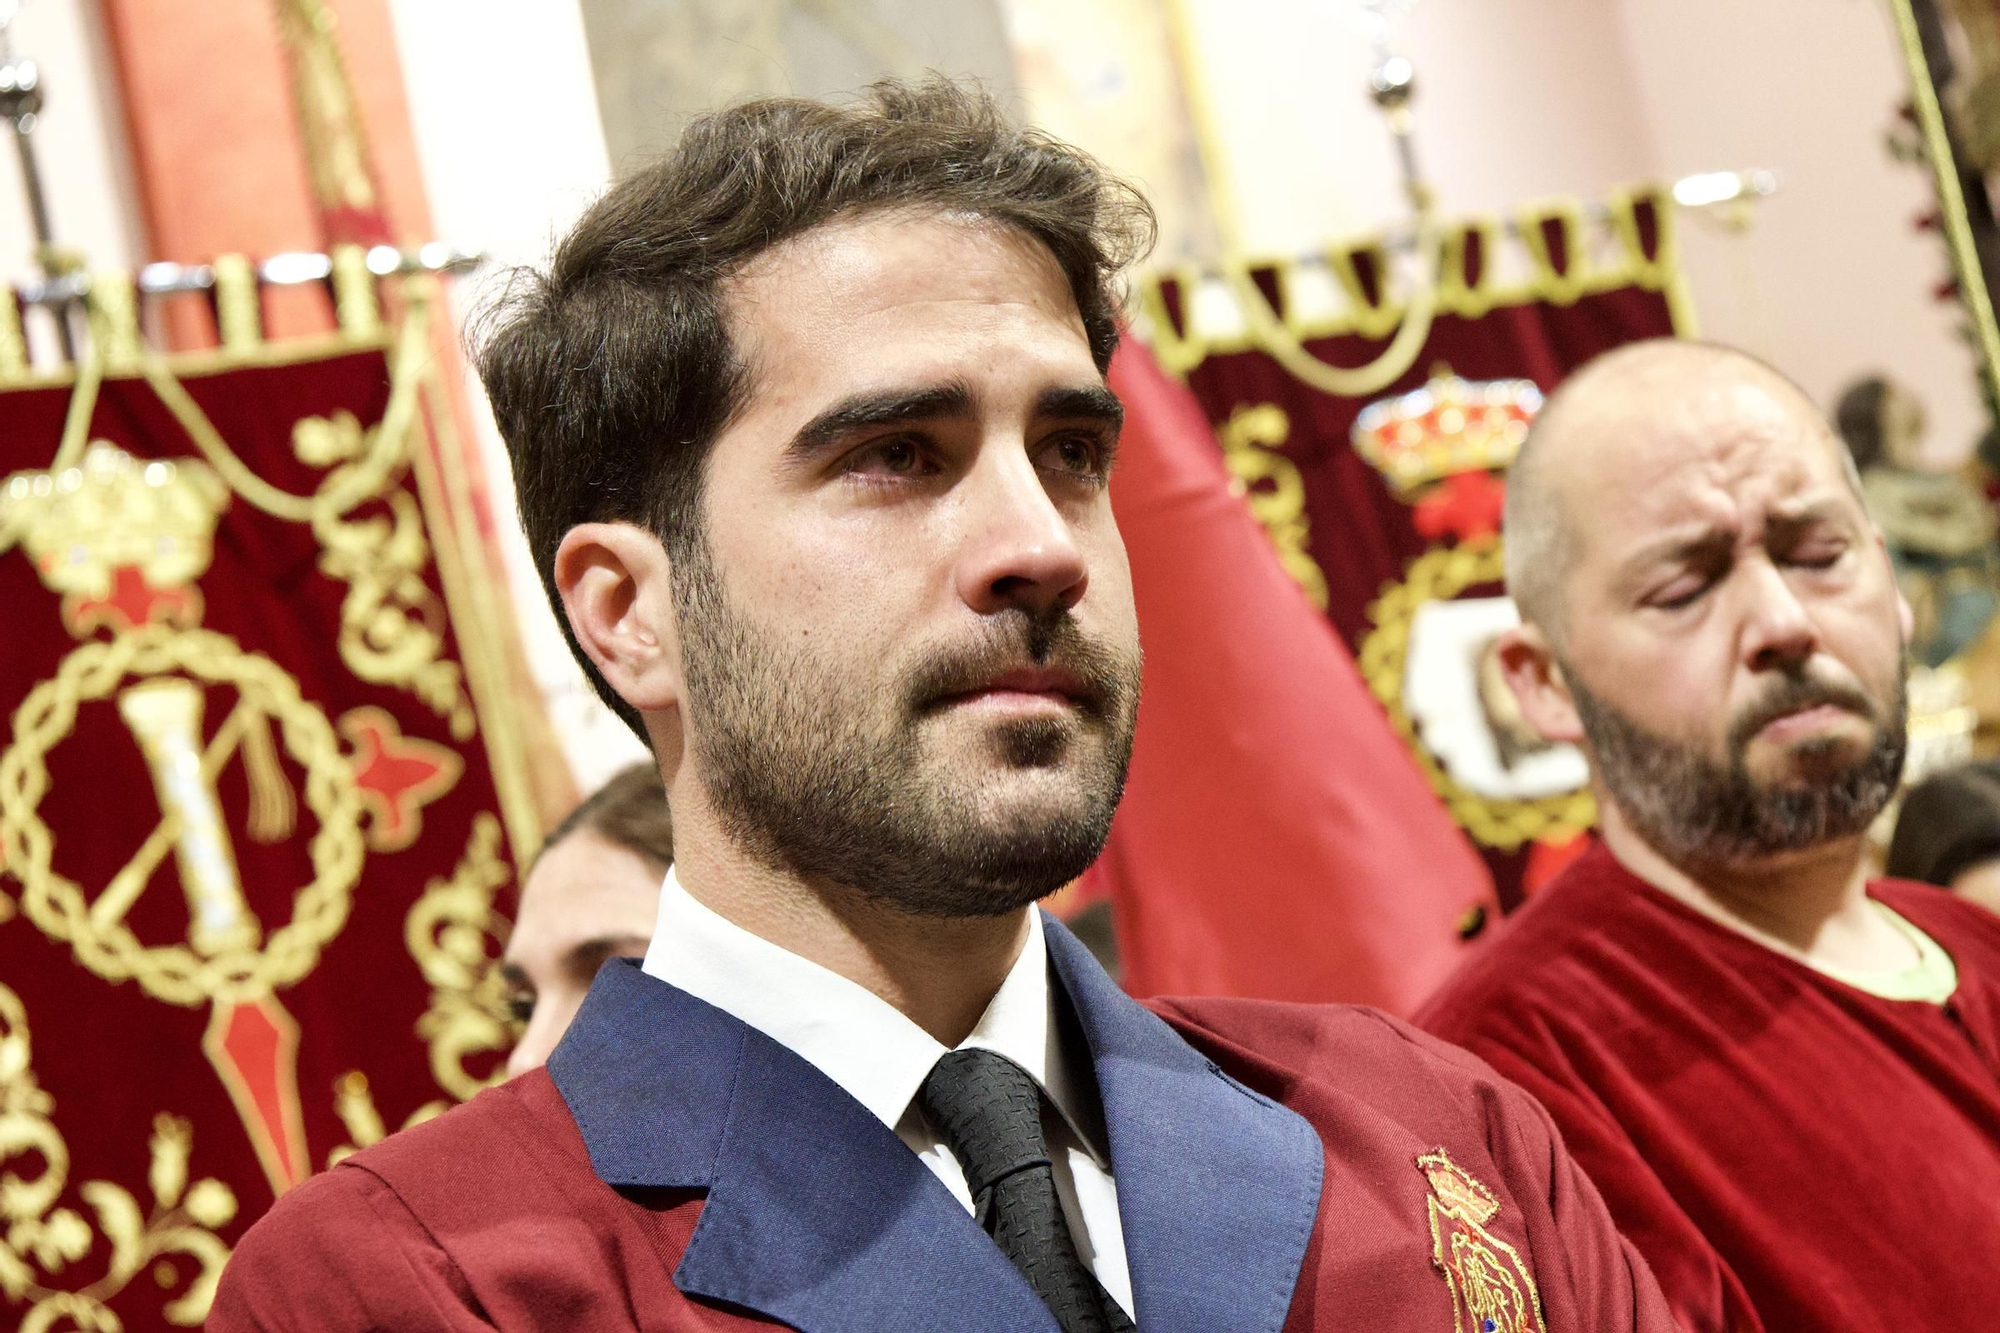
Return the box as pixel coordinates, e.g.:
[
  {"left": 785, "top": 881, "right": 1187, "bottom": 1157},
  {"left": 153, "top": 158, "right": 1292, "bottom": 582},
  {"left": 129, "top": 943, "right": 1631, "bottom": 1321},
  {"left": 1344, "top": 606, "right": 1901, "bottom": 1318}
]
[
  {"left": 1046, "top": 915, "right": 1325, "bottom": 1333},
  {"left": 548, "top": 960, "right": 1058, "bottom": 1333}
]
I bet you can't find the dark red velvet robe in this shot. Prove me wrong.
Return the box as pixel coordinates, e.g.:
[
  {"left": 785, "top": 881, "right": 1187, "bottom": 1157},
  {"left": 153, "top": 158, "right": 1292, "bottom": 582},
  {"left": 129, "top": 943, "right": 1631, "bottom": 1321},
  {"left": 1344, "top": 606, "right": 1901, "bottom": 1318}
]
[
  {"left": 212, "top": 917, "right": 1674, "bottom": 1332},
  {"left": 1418, "top": 842, "right": 2000, "bottom": 1333}
]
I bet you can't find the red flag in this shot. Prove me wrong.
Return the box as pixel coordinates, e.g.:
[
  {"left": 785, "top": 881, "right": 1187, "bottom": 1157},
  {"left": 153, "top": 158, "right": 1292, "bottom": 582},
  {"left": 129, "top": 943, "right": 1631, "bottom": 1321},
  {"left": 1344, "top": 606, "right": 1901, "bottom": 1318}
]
[{"left": 1092, "top": 339, "right": 1496, "bottom": 1014}]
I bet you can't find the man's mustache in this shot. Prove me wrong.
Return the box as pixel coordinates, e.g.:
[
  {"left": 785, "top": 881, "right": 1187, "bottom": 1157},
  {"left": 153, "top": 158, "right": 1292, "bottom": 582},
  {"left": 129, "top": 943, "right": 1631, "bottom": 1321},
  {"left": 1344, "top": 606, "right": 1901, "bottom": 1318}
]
[
  {"left": 1728, "top": 668, "right": 1877, "bottom": 752},
  {"left": 902, "top": 611, "right": 1135, "bottom": 721}
]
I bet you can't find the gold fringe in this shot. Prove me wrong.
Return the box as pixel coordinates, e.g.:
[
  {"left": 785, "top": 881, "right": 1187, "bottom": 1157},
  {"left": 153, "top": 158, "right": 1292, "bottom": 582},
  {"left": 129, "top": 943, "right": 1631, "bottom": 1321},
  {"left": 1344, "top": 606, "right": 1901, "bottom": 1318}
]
[
  {"left": 1139, "top": 185, "right": 1687, "bottom": 380},
  {"left": 212, "top": 253, "right": 264, "bottom": 355}
]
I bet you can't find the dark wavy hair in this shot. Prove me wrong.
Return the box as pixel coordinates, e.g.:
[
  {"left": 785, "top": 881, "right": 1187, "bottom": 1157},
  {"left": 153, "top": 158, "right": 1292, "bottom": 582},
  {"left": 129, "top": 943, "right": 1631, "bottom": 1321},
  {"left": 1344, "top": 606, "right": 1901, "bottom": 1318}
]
[{"left": 472, "top": 77, "right": 1156, "bottom": 740}]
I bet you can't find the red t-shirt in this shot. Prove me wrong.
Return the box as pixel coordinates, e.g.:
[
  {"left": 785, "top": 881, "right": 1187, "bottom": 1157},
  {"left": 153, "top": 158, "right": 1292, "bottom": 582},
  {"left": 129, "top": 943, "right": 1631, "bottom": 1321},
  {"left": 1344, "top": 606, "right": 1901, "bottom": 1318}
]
[{"left": 1419, "top": 841, "right": 2000, "bottom": 1333}]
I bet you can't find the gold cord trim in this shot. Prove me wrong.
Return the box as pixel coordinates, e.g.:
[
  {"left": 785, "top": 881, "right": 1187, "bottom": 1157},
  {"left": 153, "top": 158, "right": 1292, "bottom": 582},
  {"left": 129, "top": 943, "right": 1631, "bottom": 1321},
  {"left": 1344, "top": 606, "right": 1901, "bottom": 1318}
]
[
  {"left": 403, "top": 289, "right": 546, "bottom": 868},
  {"left": 1140, "top": 186, "right": 1684, "bottom": 380}
]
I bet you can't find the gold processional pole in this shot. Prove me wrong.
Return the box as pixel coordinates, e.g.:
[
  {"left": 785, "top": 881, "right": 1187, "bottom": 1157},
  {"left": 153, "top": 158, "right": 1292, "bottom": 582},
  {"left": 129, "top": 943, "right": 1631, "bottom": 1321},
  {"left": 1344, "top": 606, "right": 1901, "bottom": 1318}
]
[{"left": 1887, "top": 0, "right": 2000, "bottom": 411}]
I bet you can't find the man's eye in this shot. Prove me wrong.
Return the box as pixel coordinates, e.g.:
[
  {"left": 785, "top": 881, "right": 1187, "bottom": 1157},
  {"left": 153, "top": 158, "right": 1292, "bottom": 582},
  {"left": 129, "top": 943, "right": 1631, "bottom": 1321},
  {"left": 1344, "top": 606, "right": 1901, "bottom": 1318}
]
[
  {"left": 1042, "top": 434, "right": 1107, "bottom": 479},
  {"left": 848, "top": 439, "right": 929, "bottom": 476},
  {"left": 1792, "top": 543, "right": 1848, "bottom": 569},
  {"left": 506, "top": 992, "right": 535, "bottom": 1025},
  {"left": 1649, "top": 578, "right": 1709, "bottom": 611}
]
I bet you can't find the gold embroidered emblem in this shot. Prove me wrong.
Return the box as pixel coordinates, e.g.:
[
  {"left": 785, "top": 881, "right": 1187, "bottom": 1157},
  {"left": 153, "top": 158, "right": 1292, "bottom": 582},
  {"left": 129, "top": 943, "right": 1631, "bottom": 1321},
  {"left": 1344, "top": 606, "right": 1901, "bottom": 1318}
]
[{"left": 1417, "top": 1148, "right": 1548, "bottom": 1333}]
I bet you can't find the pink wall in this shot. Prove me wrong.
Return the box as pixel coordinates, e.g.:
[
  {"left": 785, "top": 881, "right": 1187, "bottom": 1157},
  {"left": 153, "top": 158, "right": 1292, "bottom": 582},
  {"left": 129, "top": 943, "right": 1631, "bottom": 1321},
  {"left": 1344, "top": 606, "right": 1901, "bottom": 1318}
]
[{"left": 1612, "top": 0, "right": 1985, "bottom": 467}]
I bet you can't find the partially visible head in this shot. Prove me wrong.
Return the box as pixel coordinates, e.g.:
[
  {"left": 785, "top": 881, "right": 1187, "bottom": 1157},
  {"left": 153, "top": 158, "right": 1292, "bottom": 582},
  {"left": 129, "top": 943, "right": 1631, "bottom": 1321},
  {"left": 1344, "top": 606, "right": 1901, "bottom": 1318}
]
[
  {"left": 1495, "top": 340, "right": 1911, "bottom": 872},
  {"left": 1834, "top": 374, "right": 1927, "bottom": 473},
  {"left": 1886, "top": 760, "right": 2000, "bottom": 916},
  {"left": 503, "top": 763, "right": 672, "bottom": 1076},
  {"left": 477, "top": 78, "right": 1151, "bottom": 921}
]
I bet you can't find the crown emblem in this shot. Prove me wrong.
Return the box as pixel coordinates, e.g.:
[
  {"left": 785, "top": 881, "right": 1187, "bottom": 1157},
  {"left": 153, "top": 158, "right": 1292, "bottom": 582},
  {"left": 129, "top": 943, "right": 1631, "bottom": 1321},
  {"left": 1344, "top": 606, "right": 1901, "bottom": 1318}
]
[
  {"left": 1418, "top": 1147, "right": 1501, "bottom": 1225},
  {"left": 1, "top": 442, "right": 229, "bottom": 633},
  {"left": 1352, "top": 372, "right": 1542, "bottom": 500}
]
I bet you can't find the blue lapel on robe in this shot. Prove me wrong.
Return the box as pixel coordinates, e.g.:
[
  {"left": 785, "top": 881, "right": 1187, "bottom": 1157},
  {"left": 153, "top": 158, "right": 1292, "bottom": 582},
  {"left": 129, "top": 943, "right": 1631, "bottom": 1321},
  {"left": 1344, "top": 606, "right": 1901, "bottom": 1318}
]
[{"left": 547, "top": 913, "right": 1323, "bottom": 1333}]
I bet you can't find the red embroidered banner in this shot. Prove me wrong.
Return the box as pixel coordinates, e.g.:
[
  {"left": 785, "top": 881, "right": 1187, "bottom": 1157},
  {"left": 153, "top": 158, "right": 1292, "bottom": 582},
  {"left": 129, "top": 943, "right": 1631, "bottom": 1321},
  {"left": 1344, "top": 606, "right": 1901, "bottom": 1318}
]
[
  {"left": 1136, "top": 190, "right": 1689, "bottom": 908},
  {"left": 0, "top": 280, "right": 532, "bottom": 1330}
]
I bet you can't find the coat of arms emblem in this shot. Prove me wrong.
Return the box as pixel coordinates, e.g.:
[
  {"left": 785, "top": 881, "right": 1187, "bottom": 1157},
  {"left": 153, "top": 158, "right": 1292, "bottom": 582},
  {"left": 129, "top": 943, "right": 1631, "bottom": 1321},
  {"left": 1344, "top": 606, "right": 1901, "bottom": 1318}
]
[{"left": 1416, "top": 1147, "right": 1548, "bottom": 1333}]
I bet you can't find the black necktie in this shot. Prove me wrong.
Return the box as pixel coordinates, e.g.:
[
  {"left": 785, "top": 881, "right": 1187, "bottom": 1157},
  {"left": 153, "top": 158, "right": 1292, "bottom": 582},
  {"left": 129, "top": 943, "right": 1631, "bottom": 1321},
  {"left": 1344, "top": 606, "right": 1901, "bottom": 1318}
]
[{"left": 918, "top": 1048, "right": 1136, "bottom": 1333}]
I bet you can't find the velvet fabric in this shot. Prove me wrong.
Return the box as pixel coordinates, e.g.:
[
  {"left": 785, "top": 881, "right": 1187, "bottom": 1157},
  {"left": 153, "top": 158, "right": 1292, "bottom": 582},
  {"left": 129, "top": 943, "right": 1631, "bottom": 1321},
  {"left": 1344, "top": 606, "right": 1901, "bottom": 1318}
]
[
  {"left": 1161, "top": 269, "right": 1676, "bottom": 907},
  {"left": 1418, "top": 842, "right": 2000, "bottom": 1332},
  {"left": 212, "top": 915, "right": 1675, "bottom": 1332},
  {"left": 0, "top": 347, "right": 519, "bottom": 1331}
]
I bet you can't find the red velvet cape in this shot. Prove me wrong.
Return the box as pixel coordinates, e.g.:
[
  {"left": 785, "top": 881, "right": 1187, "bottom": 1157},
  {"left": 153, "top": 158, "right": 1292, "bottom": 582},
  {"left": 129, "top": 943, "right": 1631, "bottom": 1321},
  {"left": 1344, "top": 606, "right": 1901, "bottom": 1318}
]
[{"left": 1419, "top": 842, "right": 2000, "bottom": 1333}]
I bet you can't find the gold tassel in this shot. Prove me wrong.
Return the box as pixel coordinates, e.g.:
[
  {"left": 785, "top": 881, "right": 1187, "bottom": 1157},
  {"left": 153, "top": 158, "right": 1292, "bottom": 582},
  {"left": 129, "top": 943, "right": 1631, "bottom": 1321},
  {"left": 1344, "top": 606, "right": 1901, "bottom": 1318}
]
[{"left": 243, "top": 708, "right": 297, "bottom": 843}]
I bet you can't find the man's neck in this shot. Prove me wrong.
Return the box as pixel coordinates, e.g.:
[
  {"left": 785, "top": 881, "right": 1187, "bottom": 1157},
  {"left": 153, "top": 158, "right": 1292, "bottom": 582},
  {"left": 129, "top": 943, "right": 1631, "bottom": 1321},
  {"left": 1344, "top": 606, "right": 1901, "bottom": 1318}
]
[
  {"left": 668, "top": 811, "right": 1030, "bottom": 1049},
  {"left": 1596, "top": 799, "right": 1911, "bottom": 973}
]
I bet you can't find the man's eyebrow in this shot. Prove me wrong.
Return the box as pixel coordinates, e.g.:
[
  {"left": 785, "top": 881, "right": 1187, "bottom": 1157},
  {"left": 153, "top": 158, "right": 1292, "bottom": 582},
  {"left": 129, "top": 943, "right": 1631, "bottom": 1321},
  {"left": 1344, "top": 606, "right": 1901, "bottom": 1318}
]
[
  {"left": 498, "top": 960, "right": 528, "bottom": 987},
  {"left": 785, "top": 382, "right": 975, "bottom": 458},
  {"left": 1616, "top": 527, "right": 1736, "bottom": 584},
  {"left": 562, "top": 934, "right": 651, "bottom": 972},
  {"left": 1767, "top": 497, "right": 1855, "bottom": 532},
  {"left": 1036, "top": 384, "right": 1124, "bottom": 429}
]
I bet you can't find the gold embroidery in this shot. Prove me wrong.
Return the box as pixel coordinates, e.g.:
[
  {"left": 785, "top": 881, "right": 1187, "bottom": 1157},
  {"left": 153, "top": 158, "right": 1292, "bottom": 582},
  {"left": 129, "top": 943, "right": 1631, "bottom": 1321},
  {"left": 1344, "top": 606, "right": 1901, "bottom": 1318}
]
[
  {"left": 316, "top": 486, "right": 476, "bottom": 738},
  {"left": 0, "top": 624, "right": 365, "bottom": 1007},
  {"left": 1216, "top": 404, "right": 1328, "bottom": 608},
  {"left": 1358, "top": 537, "right": 1596, "bottom": 850},
  {"left": 325, "top": 1071, "right": 447, "bottom": 1168},
  {"left": 407, "top": 813, "right": 515, "bottom": 1101},
  {"left": 0, "top": 983, "right": 237, "bottom": 1329},
  {"left": 1137, "top": 186, "right": 1689, "bottom": 380},
  {"left": 1417, "top": 1148, "right": 1548, "bottom": 1333}
]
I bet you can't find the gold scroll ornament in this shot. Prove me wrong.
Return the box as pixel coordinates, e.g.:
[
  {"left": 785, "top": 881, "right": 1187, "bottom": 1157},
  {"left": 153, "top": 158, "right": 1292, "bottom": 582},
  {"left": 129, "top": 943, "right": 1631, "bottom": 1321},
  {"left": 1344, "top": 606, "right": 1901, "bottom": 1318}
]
[
  {"left": 1216, "top": 404, "right": 1329, "bottom": 609},
  {"left": 330, "top": 811, "right": 516, "bottom": 1164},
  {"left": 0, "top": 982, "right": 238, "bottom": 1330}
]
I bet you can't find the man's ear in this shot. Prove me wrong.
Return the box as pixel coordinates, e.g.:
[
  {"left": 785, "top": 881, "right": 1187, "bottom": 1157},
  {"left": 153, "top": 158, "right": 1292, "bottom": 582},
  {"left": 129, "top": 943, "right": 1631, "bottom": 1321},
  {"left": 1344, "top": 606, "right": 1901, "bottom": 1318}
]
[
  {"left": 1494, "top": 622, "right": 1585, "bottom": 746},
  {"left": 553, "top": 522, "right": 683, "bottom": 715}
]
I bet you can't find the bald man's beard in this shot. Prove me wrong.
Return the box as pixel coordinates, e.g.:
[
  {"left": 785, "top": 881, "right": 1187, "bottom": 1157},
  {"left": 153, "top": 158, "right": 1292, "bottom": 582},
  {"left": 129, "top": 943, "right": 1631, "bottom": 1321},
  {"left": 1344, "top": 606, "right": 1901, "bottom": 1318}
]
[{"left": 1566, "top": 665, "right": 1907, "bottom": 868}]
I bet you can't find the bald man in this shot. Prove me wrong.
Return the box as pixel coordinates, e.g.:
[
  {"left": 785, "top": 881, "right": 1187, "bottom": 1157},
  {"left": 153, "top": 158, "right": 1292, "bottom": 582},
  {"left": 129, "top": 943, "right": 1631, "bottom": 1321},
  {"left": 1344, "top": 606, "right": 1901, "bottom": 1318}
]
[{"left": 1417, "top": 340, "right": 2000, "bottom": 1333}]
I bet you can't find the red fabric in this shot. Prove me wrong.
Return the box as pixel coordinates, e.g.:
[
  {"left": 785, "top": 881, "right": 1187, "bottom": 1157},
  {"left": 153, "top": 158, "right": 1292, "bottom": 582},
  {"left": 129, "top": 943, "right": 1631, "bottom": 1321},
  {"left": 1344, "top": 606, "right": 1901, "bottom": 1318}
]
[
  {"left": 1096, "top": 341, "right": 1494, "bottom": 1012},
  {"left": 1166, "top": 280, "right": 1676, "bottom": 906},
  {"left": 1417, "top": 842, "right": 2000, "bottom": 1333},
  {"left": 0, "top": 351, "right": 517, "bottom": 1330},
  {"left": 212, "top": 1004, "right": 1674, "bottom": 1332}
]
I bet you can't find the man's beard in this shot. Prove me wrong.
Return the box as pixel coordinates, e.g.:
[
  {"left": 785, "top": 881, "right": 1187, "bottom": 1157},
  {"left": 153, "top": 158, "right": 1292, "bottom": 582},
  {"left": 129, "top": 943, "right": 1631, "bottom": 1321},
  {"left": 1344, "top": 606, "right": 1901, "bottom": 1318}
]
[
  {"left": 672, "top": 541, "right": 1141, "bottom": 918},
  {"left": 1567, "top": 661, "right": 1907, "bottom": 868}
]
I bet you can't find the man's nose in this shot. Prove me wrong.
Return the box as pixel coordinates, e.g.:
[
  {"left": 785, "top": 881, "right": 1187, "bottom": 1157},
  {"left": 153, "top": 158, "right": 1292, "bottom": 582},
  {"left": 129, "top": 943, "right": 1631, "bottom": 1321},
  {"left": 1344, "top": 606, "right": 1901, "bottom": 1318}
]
[
  {"left": 954, "top": 447, "right": 1089, "bottom": 618},
  {"left": 1738, "top": 557, "right": 1819, "bottom": 672}
]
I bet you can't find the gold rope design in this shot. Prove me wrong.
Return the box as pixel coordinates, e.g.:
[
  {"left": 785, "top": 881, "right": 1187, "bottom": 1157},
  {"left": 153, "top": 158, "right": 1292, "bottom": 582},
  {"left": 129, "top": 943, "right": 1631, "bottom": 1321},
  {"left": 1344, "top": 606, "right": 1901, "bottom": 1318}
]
[
  {"left": 1221, "top": 211, "right": 1442, "bottom": 398},
  {"left": 134, "top": 290, "right": 429, "bottom": 525},
  {"left": 0, "top": 626, "right": 366, "bottom": 1007}
]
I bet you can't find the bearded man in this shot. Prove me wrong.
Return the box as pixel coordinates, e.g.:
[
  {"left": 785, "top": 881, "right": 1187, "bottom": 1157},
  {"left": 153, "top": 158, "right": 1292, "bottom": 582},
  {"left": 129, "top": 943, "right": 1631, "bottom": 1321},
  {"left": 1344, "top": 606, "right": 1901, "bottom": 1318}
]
[
  {"left": 211, "top": 81, "right": 1673, "bottom": 1332},
  {"left": 1419, "top": 339, "right": 2000, "bottom": 1333}
]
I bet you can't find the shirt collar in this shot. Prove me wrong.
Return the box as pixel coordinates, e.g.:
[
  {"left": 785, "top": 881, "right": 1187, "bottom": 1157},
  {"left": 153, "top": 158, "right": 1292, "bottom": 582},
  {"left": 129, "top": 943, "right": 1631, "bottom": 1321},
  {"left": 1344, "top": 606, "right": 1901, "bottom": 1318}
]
[{"left": 641, "top": 867, "right": 1102, "bottom": 1158}]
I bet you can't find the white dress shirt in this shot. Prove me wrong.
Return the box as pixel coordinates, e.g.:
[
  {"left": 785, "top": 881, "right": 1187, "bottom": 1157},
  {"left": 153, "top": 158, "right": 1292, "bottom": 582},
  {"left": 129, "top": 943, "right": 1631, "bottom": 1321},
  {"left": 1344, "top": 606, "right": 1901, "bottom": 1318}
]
[{"left": 642, "top": 868, "right": 1132, "bottom": 1315}]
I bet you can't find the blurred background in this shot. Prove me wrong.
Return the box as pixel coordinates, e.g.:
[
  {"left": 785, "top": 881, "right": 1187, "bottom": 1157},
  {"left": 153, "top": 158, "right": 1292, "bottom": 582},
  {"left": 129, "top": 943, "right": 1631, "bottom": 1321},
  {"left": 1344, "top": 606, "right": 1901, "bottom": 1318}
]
[{"left": 5, "top": 2, "right": 2000, "bottom": 1327}]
